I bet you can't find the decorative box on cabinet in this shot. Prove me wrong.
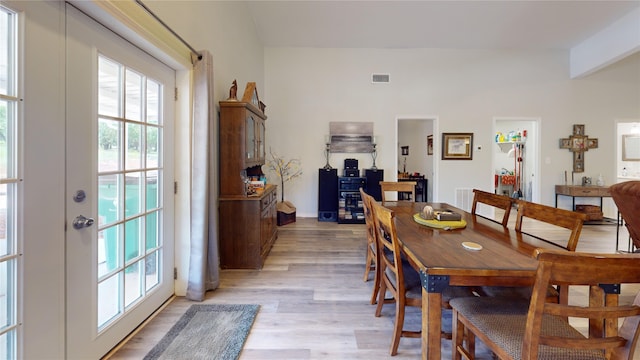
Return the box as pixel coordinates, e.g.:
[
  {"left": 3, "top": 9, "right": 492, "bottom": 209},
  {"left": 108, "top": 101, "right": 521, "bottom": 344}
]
[
  {"left": 218, "top": 82, "right": 277, "bottom": 269},
  {"left": 219, "top": 185, "right": 278, "bottom": 269}
]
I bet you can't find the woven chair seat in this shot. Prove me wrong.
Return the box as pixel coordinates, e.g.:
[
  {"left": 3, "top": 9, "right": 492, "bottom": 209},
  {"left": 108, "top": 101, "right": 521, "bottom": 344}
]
[{"left": 450, "top": 297, "right": 606, "bottom": 360}]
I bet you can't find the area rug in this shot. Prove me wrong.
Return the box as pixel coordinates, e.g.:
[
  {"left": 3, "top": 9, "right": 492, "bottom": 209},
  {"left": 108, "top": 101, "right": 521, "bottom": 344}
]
[{"left": 144, "top": 304, "right": 260, "bottom": 360}]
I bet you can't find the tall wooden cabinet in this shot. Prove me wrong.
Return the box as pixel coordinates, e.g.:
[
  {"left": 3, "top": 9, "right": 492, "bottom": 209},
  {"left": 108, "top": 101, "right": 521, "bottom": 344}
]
[{"left": 218, "top": 82, "right": 277, "bottom": 269}]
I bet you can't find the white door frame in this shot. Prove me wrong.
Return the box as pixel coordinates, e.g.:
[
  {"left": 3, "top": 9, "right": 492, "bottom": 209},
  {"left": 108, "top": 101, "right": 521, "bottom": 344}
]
[{"left": 492, "top": 117, "right": 541, "bottom": 203}]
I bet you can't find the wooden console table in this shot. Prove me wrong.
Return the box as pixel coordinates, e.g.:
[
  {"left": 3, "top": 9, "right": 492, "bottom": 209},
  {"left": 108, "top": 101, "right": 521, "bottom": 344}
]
[{"left": 555, "top": 185, "right": 611, "bottom": 211}]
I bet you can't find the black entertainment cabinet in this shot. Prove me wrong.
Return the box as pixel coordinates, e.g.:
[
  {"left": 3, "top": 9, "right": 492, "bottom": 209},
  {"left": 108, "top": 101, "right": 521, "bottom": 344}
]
[
  {"left": 318, "top": 167, "right": 383, "bottom": 224},
  {"left": 338, "top": 177, "right": 366, "bottom": 224}
]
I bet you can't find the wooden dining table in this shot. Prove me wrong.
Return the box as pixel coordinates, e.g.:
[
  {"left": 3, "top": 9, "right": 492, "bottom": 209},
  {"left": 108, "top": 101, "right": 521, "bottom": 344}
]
[{"left": 385, "top": 201, "right": 566, "bottom": 360}]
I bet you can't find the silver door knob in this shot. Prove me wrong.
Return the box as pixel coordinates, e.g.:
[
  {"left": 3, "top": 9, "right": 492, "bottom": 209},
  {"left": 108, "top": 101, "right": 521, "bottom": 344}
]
[{"left": 73, "top": 215, "right": 95, "bottom": 229}]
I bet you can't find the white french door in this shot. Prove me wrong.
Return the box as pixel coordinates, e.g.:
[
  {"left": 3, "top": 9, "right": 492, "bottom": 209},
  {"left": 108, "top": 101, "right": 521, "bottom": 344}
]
[{"left": 65, "top": 5, "right": 174, "bottom": 358}]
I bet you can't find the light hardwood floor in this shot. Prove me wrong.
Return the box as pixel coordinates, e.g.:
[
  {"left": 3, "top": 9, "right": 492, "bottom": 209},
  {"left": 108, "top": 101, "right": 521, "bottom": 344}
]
[{"left": 106, "top": 212, "right": 638, "bottom": 360}]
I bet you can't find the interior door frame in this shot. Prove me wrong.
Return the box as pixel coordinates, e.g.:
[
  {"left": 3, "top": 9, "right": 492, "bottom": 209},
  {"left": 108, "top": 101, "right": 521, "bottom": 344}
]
[
  {"left": 396, "top": 116, "right": 439, "bottom": 202},
  {"left": 492, "top": 117, "right": 541, "bottom": 204}
]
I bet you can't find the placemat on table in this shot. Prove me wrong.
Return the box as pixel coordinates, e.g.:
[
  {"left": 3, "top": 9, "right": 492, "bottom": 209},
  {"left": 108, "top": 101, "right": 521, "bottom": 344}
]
[{"left": 413, "top": 212, "right": 467, "bottom": 229}]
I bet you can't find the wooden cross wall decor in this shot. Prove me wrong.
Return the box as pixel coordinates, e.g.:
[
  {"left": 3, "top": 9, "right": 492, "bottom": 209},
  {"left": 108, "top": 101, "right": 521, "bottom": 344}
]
[{"left": 559, "top": 124, "right": 598, "bottom": 173}]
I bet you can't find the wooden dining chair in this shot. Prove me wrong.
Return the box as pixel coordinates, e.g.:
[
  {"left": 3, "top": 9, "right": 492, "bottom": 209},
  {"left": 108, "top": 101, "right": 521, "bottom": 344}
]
[
  {"left": 515, "top": 199, "right": 588, "bottom": 252},
  {"left": 451, "top": 248, "right": 640, "bottom": 360},
  {"left": 379, "top": 181, "right": 416, "bottom": 203},
  {"left": 480, "top": 199, "right": 587, "bottom": 303},
  {"left": 470, "top": 189, "right": 515, "bottom": 227},
  {"left": 371, "top": 201, "right": 422, "bottom": 355},
  {"left": 371, "top": 201, "right": 474, "bottom": 355},
  {"left": 360, "top": 188, "right": 381, "bottom": 304}
]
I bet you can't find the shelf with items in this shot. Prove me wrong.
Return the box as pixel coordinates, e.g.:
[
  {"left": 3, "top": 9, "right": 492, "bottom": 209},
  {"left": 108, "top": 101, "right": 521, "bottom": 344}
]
[
  {"left": 495, "top": 141, "right": 525, "bottom": 152},
  {"left": 337, "top": 177, "right": 366, "bottom": 224}
]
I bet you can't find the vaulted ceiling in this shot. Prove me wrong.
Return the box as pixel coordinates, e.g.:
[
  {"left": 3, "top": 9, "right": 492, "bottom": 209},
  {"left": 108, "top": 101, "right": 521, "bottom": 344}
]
[{"left": 246, "top": 1, "right": 639, "bottom": 50}]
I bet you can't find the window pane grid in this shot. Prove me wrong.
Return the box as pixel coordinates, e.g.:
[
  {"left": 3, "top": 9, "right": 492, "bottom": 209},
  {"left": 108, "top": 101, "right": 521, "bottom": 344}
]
[
  {"left": 97, "top": 55, "right": 164, "bottom": 330},
  {"left": 0, "top": 6, "right": 17, "bottom": 359},
  {"left": 0, "top": 8, "right": 17, "bottom": 97}
]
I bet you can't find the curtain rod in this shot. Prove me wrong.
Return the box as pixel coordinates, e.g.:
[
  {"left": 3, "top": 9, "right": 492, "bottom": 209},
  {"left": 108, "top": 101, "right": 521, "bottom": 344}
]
[{"left": 135, "top": 0, "right": 202, "bottom": 61}]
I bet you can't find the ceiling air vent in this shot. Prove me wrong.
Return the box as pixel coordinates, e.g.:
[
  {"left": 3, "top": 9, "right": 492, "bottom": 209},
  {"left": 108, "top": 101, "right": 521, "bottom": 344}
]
[{"left": 372, "top": 73, "right": 390, "bottom": 84}]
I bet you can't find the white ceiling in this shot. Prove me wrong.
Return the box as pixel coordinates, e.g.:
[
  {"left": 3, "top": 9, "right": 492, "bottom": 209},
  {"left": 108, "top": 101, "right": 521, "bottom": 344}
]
[{"left": 245, "top": 1, "right": 640, "bottom": 50}]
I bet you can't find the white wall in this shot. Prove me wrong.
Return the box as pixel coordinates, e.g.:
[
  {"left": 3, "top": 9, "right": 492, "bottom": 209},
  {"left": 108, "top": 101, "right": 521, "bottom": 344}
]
[{"left": 264, "top": 48, "right": 640, "bottom": 217}]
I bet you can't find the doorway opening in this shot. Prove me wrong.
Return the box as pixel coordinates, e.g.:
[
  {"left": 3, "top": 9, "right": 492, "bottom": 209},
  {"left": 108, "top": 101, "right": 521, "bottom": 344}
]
[
  {"left": 493, "top": 118, "right": 540, "bottom": 203},
  {"left": 397, "top": 117, "right": 436, "bottom": 202}
]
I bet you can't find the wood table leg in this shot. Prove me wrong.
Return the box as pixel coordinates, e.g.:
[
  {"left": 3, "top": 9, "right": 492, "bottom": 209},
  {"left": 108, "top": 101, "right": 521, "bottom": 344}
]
[{"left": 422, "top": 288, "right": 442, "bottom": 360}]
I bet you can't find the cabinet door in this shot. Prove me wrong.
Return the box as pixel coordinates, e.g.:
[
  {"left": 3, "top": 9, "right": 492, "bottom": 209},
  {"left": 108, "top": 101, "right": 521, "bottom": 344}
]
[
  {"left": 258, "top": 119, "right": 265, "bottom": 160},
  {"left": 245, "top": 115, "right": 256, "bottom": 160}
]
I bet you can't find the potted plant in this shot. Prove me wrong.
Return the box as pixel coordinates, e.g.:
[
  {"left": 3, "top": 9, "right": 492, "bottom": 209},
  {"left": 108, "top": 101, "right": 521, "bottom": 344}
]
[{"left": 267, "top": 148, "right": 302, "bottom": 225}]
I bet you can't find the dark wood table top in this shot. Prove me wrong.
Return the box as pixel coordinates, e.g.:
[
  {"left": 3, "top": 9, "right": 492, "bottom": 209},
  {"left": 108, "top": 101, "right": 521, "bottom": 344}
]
[{"left": 386, "top": 201, "right": 564, "bottom": 285}]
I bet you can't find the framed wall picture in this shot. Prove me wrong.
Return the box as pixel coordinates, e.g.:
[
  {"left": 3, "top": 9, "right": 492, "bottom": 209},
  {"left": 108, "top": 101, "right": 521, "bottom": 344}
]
[
  {"left": 427, "top": 135, "right": 433, "bottom": 155},
  {"left": 623, "top": 134, "right": 640, "bottom": 161},
  {"left": 573, "top": 151, "right": 584, "bottom": 172},
  {"left": 442, "top": 133, "right": 473, "bottom": 160},
  {"left": 573, "top": 124, "right": 585, "bottom": 136},
  {"left": 401, "top": 146, "right": 409, "bottom": 156},
  {"left": 571, "top": 135, "right": 586, "bottom": 152}
]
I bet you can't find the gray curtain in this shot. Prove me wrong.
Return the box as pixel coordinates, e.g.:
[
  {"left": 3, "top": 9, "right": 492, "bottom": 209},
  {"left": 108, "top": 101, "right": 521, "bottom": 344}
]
[{"left": 186, "top": 50, "right": 219, "bottom": 301}]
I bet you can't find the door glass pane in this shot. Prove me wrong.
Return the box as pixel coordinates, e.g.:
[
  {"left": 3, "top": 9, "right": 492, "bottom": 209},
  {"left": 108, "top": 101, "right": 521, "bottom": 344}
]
[
  {"left": 98, "top": 57, "right": 121, "bottom": 118},
  {"left": 146, "top": 79, "right": 160, "bottom": 124},
  {"left": 0, "top": 258, "right": 16, "bottom": 328},
  {"left": 145, "top": 251, "right": 159, "bottom": 291},
  {"left": 259, "top": 121, "right": 265, "bottom": 158},
  {"left": 0, "top": 9, "right": 15, "bottom": 96},
  {"left": 125, "top": 69, "right": 142, "bottom": 122},
  {"left": 124, "top": 261, "right": 142, "bottom": 307},
  {"left": 0, "top": 100, "right": 16, "bottom": 180},
  {"left": 246, "top": 116, "right": 254, "bottom": 159},
  {"left": 0, "top": 331, "right": 15, "bottom": 360},
  {"left": 146, "top": 170, "right": 158, "bottom": 210},
  {"left": 146, "top": 127, "right": 158, "bottom": 168},
  {"left": 98, "top": 118, "right": 121, "bottom": 172},
  {"left": 98, "top": 174, "right": 122, "bottom": 225},
  {"left": 125, "top": 123, "right": 142, "bottom": 170},
  {"left": 125, "top": 172, "right": 143, "bottom": 218},
  {"left": 98, "top": 273, "right": 121, "bottom": 328},
  {"left": 124, "top": 218, "right": 141, "bottom": 263},
  {"left": 0, "top": 101, "right": 9, "bottom": 180},
  {"left": 0, "top": 184, "right": 11, "bottom": 258},
  {"left": 145, "top": 211, "right": 158, "bottom": 250},
  {"left": 98, "top": 224, "right": 121, "bottom": 278}
]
